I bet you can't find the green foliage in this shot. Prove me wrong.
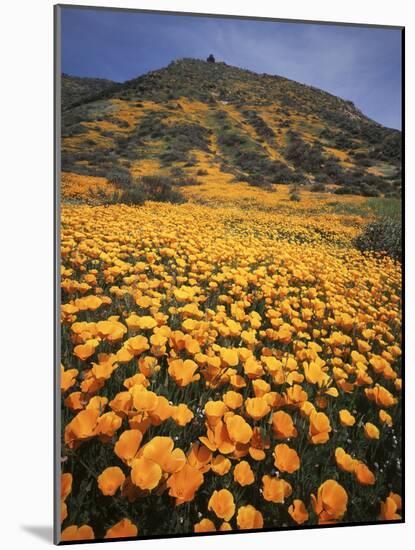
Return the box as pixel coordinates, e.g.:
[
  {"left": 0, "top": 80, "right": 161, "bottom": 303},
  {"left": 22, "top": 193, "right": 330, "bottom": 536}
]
[
  {"left": 285, "top": 131, "right": 325, "bottom": 173},
  {"left": 355, "top": 218, "right": 402, "bottom": 260},
  {"left": 61, "top": 74, "right": 119, "bottom": 110},
  {"left": 310, "top": 182, "right": 326, "bottom": 192},
  {"left": 242, "top": 109, "right": 275, "bottom": 140},
  {"left": 118, "top": 185, "right": 146, "bottom": 205},
  {"left": 107, "top": 167, "right": 133, "bottom": 189},
  {"left": 139, "top": 175, "right": 186, "bottom": 203},
  {"left": 365, "top": 197, "right": 402, "bottom": 221}
]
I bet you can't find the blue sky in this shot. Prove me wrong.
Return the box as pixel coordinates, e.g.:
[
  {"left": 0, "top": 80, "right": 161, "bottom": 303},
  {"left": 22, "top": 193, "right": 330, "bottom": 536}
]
[{"left": 60, "top": 7, "right": 402, "bottom": 129}]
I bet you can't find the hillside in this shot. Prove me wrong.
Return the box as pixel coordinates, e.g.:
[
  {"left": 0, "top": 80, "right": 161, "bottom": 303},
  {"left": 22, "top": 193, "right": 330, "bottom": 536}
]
[
  {"left": 61, "top": 58, "right": 401, "bottom": 197},
  {"left": 61, "top": 74, "right": 120, "bottom": 110}
]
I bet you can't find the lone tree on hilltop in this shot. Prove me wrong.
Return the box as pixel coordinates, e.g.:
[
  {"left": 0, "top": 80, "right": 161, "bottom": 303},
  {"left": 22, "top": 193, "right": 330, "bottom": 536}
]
[{"left": 207, "top": 54, "right": 215, "bottom": 63}]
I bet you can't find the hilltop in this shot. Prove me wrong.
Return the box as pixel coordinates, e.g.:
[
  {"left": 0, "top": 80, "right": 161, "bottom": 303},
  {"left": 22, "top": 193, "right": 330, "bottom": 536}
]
[{"left": 61, "top": 58, "right": 401, "bottom": 197}]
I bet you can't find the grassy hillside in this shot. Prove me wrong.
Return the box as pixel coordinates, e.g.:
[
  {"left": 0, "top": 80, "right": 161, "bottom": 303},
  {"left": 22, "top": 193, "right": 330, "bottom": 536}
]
[
  {"left": 62, "top": 74, "right": 120, "bottom": 110},
  {"left": 61, "top": 58, "right": 401, "bottom": 199}
]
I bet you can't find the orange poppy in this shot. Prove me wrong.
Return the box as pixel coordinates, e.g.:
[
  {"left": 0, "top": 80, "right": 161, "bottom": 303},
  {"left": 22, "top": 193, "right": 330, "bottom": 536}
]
[
  {"left": 233, "top": 460, "right": 255, "bottom": 486},
  {"left": 288, "top": 499, "right": 309, "bottom": 524},
  {"left": 167, "top": 463, "right": 204, "bottom": 505},
  {"left": 61, "top": 525, "right": 95, "bottom": 541},
  {"left": 97, "top": 466, "right": 126, "bottom": 496},
  {"left": 272, "top": 411, "right": 298, "bottom": 439},
  {"left": 104, "top": 518, "right": 138, "bottom": 538},
  {"left": 262, "top": 475, "right": 292, "bottom": 503},
  {"left": 130, "top": 456, "right": 162, "bottom": 491},
  {"left": 311, "top": 479, "right": 348, "bottom": 523},
  {"left": 236, "top": 505, "right": 263, "bottom": 529},
  {"left": 208, "top": 489, "right": 235, "bottom": 521},
  {"left": 273, "top": 444, "right": 300, "bottom": 473}
]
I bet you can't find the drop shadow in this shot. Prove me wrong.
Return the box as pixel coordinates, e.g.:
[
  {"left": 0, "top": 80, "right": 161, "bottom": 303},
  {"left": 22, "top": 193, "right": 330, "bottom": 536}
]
[{"left": 21, "top": 525, "right": 53, "bottom": 543}]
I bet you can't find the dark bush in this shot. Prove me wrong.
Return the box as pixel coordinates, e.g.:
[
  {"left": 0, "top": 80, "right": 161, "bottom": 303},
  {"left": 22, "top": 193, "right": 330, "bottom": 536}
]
[
  {"left": 310, "top": 182, "right": 326, "bottom": 192},
  {"left": 196, "top": 169, "right": 208, "bottom": 176},
  {"left": 140, "top": 175, "right": 186, "bottom": 203},
  {"left": 285, "top": 131, "right": 325, "bottom": 174},
  {"left": 119, "top": 185, "right": 146, "bottom": 205},
  {"left": 242, "top": 110, "right": 275, "bottom": 140},
  {"left": 170, "top": 166, "right": 186, "bottom": 178},
  {"left": 107, "top": 167, "right": 133, "bottom": 189},
  {"left": 160, "top": 149, "right": 187, "bottom": 163},
  {"left": 355, "top": 218, "right": 402, "bottom": 260},
  {"left": 174, "top": 177, "right": 199, "bottom": 187},
  {"left": 333, "top": 186, "right": 355, "bottom": 195},
  {"left": 245, "top": 174, "right": 273, "bottom": 190}
]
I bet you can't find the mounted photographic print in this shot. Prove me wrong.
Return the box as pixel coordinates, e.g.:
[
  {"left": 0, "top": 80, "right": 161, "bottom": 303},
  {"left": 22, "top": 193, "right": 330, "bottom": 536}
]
[{"left": 54, "top": 4, "right": 404, "bottom": 544}]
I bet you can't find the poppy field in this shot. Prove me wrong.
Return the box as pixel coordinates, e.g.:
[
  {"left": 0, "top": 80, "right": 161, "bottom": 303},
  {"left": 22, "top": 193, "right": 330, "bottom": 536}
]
[{"left": 59, "top": 182, "right": 402, "bottom": 542}]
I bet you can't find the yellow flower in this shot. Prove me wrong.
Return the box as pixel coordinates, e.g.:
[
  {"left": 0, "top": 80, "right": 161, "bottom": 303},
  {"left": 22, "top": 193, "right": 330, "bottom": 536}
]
[
  {"left": 273, "top": 443, "right": 300, "bottom": 473},
  {"left": 114, "top": 429, "right": 143, "bottom": 463},
  {"left": 236, "top": 505, "right": 263, "bottom": 529},
  {"left": 211, "top": 454, "right": 232, "bottom": 475},
  {"left": 225, "top": 414, "right": 253, "bottom": 444},
  {"left": 194, "top": 519, "right": 216, "bottom": 532},
  {"left": 233, "top": 460, "right": 255, "bottom": 485},
  {"left": 365, "top": 385, "right": 397, "bottom": 408},
  {"left": 223, "top": 391, "right": 243, "bottom": 409},
  {"left": 311, "top": 480, "right": 348, "bottom": 524},
  {"left": 208, "top": 489, "right": 235, "bottom": 521},
  {"left": 379, "top": 409, "right": 393, "bottom": 427},
  {"left": 272, "top": 410, "right": 297, "bottom": 439},
  {"left": 131, "top": 456, "right": 162, "bottom": 490},
  {"left": 61, "top": 525, "right": 95, "bottom": 541},
  {"left": 97, "top": 466, "right": 125, "bottom": 496},
  {"left": 379, "top": 492, "right": 402, "bottom": 520},
  {"left": 245, "top": 397, "right": 270, "bottom": 420},
  {"left": 309, "top": 411, "right": 332, "bottom": 444},
  {"left": 61, "top": 365, "right": 78, "bottom": 392},
  {"left": 339, "top": 409, "right": 356, "bottom": 427},
  {"left": 168, "top": 358, "right": 200, "bottom": 386},
  {"left": 130, "top": 386, "right": 158, "bottom": 413},
  {"left": 364, "top": 422, "right": 380, "bottom": 440},
  {"left": 335, "top": 447, "right": 357, "bottom": 473},
  {"left": 187, "top": 442, "right": 212, "bottom": 473},
  {"left": 73, "top": 340, "right": 99, "bottom": 361},
  {"left": 172, "top": 403, "right": 194, "bottom": 426},
  {"left": 125, "top": 335, "right": 149, "bottom": 356},
  {"left": 104, "top": 518, "right": 138, "bottom": 538},
  {"left": 288, "top": 499, "right": 309, "bottom": 524},
  {"left": 64, "top": 409, "right": 99, "bottom": 448},
  {"left": 354, "top": 462, "right": 376, "bottom": 486},
  {"left": 262, "top": 475, "right": 292, "bottom": 503},
  {"left": 220, "top": 348, "right": 239, "bottom": 367},
  {"left": 205, "top": 400, "right": 228, "bottom": 426},
  {"left": 141, "top": 436, "right": 186, "bottom": 473},
  {"left": 167, "top": 463, "right": 204, "bottom": 505}
]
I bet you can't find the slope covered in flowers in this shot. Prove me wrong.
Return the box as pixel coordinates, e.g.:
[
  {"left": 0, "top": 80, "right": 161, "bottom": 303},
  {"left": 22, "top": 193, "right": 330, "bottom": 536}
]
[{"left": 59, "top": 190, "right": 402, "bottom": 541}]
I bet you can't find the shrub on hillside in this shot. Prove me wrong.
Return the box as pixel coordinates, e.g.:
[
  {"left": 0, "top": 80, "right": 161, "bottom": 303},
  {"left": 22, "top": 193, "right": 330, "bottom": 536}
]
[
  {"left": 118, "top": 185, "right": 146, "bottom": 205},
  {"left": 140, "top": 175, "right": 186, "bottom": 203},
  {"left": 310, "top": 182, "right": 326, "bottom": 192},
  {"left": 107, "top": 167, "right": 133, "bottom": 189},
  {"left": 355, "top": 218, "right": 402, "bottom": 261}
]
